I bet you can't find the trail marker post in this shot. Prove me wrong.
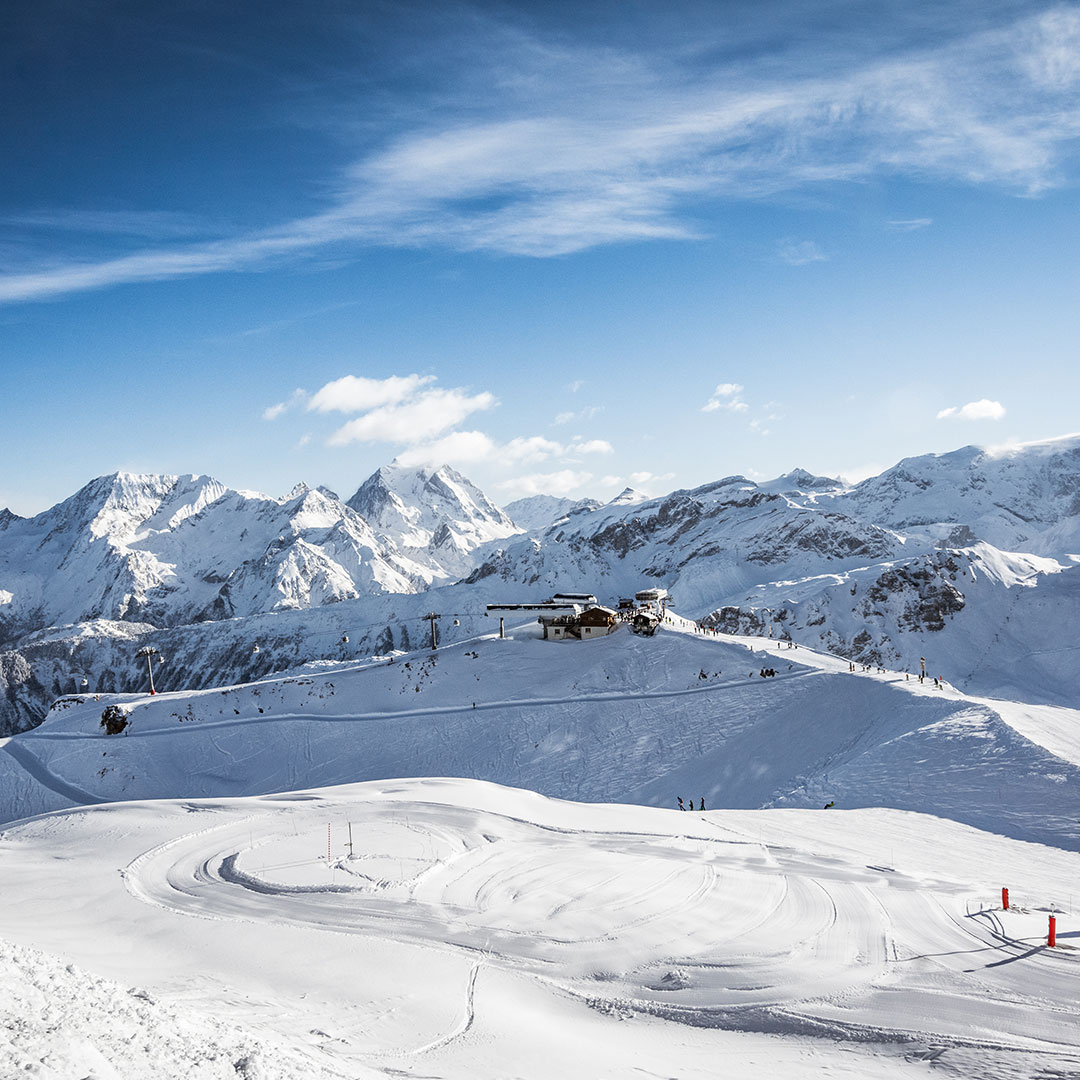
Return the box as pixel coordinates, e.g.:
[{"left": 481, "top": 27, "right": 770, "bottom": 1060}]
[
  {"left": 1002, "top": 887, "right": 1009, "bottom": 910},
  {"left": 1049, "top": 915, "right": 1057, "bottom": 947}
]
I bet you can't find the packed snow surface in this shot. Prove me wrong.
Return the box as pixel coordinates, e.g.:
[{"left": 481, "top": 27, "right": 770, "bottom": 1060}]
[
  {"left": 1, "top": 779, "right": 1077, "bottom": 1079},
  {"left": 1, "top": 620, "right": 1079, "bottom": 1077}
]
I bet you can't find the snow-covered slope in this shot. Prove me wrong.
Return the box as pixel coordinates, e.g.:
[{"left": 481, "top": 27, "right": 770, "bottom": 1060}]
[
  {"left": 502, "top": 494, "right": 601, "bottom": 534},
  {"left": 4, "top": 623, "right": 1078, "bottom": 853},
  {"left": 838, "top": 433, "right": 1080, "bottom": 554},
  {"left": 2, "top": 602, "right": 1078, "bottom": 1077},
  {"left": 3, "top": 780, "right": 1077, "bottom": 1079}
]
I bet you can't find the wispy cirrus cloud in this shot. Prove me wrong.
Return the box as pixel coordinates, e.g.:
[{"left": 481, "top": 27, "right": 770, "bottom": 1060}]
[
  {"left": 0, "top": 208, "right": 210, "bottom": 239},
  {"left": 777, "top": 239, "right": 826, "bottom": 265},
  {"left": 4, "top": 6, "right": 1080, "bottom": 304},
  {"left": 886, "top": 217, "right": 933, "bottom": 231},
  {"left": 262, "top": 388, "right": 308, "bottom": 421},
  {"left": 553, "top": 405, "right": 603, "bottom": 425}
]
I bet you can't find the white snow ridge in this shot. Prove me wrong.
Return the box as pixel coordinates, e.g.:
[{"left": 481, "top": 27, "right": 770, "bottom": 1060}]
[{"left": 1, "top": 437, "right": 1079, "bottom": 1078}]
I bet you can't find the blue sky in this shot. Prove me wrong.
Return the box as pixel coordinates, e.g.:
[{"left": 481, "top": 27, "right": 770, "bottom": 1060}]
[{"left": 2, "top": 0, "right": 1079, "bottom": 515}]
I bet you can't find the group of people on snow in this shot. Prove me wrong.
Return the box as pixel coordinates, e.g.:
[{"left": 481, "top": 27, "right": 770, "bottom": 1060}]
[{"left": 676, "top": 796, "right": 706, "bottom": 811}]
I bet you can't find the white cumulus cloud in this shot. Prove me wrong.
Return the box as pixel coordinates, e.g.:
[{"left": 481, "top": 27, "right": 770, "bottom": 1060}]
[
  {"left": 501, "top": 435, "right": 565, "bottom": 463},
  {"left": 936, "top": 398, "right": 1006, "bottom": 421},
  {"left": 393, "top": 430, "right": 496, "bottom": 466},
  {"left": 703, "top": 383, "right": 748, "bottom": 413},
  {"left": 573, "top": 438, "right": 614, "bottom": 455},
  {"left": 308, "top": 374, "right": 435, "bottom": 414},
  {"left": 327, "top": 387, "right": 495, "bottom": 446}
]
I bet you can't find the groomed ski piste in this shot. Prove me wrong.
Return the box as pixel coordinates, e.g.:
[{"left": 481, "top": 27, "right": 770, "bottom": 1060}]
[{"left": 1, "top": 617, "right": 1078, "bottom": 1078}]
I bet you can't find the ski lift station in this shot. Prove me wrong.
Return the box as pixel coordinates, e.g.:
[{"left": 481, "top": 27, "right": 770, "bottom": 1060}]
[
  {"left": 634, "top": 587, "right": 669, "bottom": 608},
  {"left": 485, "top": 593, "right": 599, "bottom": 621},
  {"left": 486, "top": 591, "right": 665, "bottom": 642}
]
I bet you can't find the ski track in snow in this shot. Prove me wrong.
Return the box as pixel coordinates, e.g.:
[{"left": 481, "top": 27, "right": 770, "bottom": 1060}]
[
  {"left": 116, "top": 791, "right": 1080, "bottom": 1065},
  {"left": 4, "top": 627, "right": 1080, "bottom": 1077},
  {"left": 18, "top": 664, "right": 827, "bottom": 744},
  {"left": 0, "top": 737, "right": 109, "bottom": 805}
]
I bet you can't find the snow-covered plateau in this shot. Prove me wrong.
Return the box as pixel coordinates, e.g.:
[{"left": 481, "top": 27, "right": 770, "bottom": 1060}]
[{"left": 1, "top": 435, "right": 1079, "bottom": 1077}]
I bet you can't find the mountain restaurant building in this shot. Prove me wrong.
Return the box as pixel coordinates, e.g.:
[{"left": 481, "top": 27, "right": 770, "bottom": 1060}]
[{"left": 541, "top": 605, "right": 618, "bottom": 641}]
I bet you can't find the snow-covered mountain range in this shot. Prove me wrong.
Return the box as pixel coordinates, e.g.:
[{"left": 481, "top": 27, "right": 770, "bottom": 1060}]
[
  {"left": 2, "top": 434, "right": 1078, "bottom": 733},
  {"left": 4, "top": 442, "right": 1080, "bottom": 1080}
]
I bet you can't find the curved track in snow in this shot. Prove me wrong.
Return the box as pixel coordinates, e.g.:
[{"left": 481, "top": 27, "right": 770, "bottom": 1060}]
[{"left": 122, "top": 793, "right": 1080, "bottom": 1059}]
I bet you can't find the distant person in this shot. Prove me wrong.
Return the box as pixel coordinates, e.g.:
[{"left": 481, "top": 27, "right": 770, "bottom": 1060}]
[
  {"left": 677, "top": 796, "right": 685, "bottom": 811},
  {"left": 823, "top": 801, "right": 835, "bottom": 809},
  {"left": 699, "top": 797, "right": 705, "bottom": 811}
]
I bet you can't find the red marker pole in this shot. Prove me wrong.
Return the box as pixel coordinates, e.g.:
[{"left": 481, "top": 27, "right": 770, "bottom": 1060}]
[
  {"left": 1002, "top": 887, "right": 1009, "bottom": 910},
  {"left": 1048, "top": 915, "right": 1057, "bottom": 947}
]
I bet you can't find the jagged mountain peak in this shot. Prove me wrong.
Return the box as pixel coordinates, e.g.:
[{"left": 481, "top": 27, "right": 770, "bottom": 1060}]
[
  {"left": 345, "top": 463, "right": 520, "bottom": 582},
  {"left": 349, "top": 463, "right": 514, "bottom": 531},
  {"left": 608, "top": 487, "right": 648, "bottom": 507},
  {"left": 283, "top": 481, "right": 311, "bottom": 500},
  {"left": 23, "top": 471, "right": 229, "bottom": 544}
]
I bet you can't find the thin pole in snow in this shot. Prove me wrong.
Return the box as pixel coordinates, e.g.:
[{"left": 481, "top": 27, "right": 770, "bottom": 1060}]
[
  {"left": 347, "top": 821, "right": 353, "bottom": 858},
  {"left": 327, "top": 823, "right": 331, "bottom": 864}
]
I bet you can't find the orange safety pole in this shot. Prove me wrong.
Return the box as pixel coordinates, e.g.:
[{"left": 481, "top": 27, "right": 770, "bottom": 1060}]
[
  {"left": 1002, "top": 887, "right": 1009, "bottom": 910},
  {"left": 1048, "top": 915, "right": 1056, "bottom": 947}
]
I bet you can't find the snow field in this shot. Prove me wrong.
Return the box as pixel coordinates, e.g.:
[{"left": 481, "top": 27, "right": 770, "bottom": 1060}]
[
  {"left": 3, "top": 623, "right": 1080, "bottom": 1076},
  {"left": 1, "top": 779, "right": 1078, "bottom": 1078},
  {"left": 0, "top": 936, "right": 361, "bottom": 1080}
]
